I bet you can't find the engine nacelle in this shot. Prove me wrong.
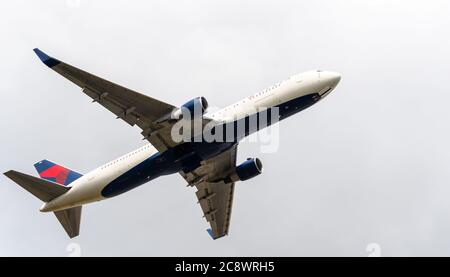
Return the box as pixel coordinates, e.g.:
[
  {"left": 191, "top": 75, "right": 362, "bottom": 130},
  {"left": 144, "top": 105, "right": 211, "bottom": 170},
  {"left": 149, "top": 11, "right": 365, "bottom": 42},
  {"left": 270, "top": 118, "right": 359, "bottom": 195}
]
[
  {"left": 172, "top": 97, "right": 208, "bottom": 120},
  {"left": 233, "top": 158, "right": 263, "bottom": 181}
]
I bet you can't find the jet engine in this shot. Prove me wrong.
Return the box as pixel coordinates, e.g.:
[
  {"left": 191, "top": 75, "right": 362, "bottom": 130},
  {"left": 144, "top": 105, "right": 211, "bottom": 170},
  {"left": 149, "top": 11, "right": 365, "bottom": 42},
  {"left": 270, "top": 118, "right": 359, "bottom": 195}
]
[
  {"left": 231, "top": 158, "right": 263, "bottom": 181},
  {"left": 172, "top": 97, "right": 209, "bottom": 120}
]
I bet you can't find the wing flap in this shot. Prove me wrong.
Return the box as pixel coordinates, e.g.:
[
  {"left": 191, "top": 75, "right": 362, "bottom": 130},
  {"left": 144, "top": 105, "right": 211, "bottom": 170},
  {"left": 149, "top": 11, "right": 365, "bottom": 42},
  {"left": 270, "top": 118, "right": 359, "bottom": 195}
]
[{"left": 82, "top": 87, "right": 139, "bottom": 126}]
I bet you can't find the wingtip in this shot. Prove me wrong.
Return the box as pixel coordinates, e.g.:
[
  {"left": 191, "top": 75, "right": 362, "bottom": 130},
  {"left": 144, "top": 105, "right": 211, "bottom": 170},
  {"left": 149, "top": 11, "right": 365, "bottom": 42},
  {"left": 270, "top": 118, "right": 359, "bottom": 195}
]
[
  {"left": 3, "top": 170, "right": 13, "bottom": 177},
  {"left": 33, "top": 48, "right": 49, "bottom": 61},
  {"left": 33, "top": 48, "right": 60, "bottom": 67},
  {"left": 206, "top": 228, "right": 217, "bottom": 240},
  {"left": 206, "top": 228, "right": 227, "bottom": 240},
  {"left": 3, "top": 170, "right": 20, "bottom": 180}
]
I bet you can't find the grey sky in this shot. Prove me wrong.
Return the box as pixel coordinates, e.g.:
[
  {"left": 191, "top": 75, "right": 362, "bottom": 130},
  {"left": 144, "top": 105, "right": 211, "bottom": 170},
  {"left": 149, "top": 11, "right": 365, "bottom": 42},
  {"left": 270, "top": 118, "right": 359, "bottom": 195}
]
[{"left": 1, "top": 0, "right": 450, "bottom": 256}]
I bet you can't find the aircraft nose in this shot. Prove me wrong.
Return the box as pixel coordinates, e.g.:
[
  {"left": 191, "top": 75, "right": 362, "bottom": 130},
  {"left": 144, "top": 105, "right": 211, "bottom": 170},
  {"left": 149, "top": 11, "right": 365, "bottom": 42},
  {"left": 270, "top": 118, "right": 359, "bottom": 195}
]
[{"left": 321, "top": 71, "right": 341, "bottom": 87}]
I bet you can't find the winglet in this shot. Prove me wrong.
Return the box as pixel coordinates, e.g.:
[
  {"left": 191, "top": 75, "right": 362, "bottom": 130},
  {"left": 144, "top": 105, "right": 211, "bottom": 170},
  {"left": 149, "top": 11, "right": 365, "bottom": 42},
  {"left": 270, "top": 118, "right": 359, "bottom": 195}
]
[
  {"left": 207, "top": 228, "right": 217, "bottom": 240},
  {"left": 33, "top": 48, "right": 61, "bottom": 68}
]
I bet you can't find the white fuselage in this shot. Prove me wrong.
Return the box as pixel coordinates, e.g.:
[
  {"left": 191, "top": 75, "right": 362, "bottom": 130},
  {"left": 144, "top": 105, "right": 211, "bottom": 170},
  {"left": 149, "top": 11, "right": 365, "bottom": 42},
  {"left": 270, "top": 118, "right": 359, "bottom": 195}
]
[{"left": 40, "top": 70, "right": 341, "bottom": 212}]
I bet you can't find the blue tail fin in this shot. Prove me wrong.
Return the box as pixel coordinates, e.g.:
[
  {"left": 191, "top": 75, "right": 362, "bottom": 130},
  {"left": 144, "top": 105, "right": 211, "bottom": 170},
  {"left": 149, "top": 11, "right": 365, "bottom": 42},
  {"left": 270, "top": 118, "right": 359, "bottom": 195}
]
[{"left": 34, "top": 160, "right": 83, "bottom": 186}]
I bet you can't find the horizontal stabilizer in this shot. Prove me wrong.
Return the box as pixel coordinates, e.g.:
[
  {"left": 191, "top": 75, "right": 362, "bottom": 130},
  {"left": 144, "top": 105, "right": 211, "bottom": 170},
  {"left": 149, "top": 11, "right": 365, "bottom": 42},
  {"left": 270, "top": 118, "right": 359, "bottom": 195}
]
[
  {"left": 54, "top": 206, "right": 82, "bottom": 238},
  {"left": 4, "top": 170, "right": 69, "bottom": 202}
]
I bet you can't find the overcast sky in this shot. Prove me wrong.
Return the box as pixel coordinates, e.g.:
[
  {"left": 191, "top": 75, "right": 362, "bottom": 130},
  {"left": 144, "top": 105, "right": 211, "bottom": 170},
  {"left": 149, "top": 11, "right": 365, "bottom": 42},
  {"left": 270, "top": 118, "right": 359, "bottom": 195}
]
[{"left": 1, "top": 0, "right": 450, "bottom": 256}]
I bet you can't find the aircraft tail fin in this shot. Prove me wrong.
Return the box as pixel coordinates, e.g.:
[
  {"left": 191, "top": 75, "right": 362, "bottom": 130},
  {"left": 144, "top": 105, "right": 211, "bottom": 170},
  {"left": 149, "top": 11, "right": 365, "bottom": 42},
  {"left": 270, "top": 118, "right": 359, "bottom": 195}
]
[
  {"left": 54, "top": 206, "right": 82, "bottom": 238},
  {"left": 4, "top": 170, "right": 82, "bottom": 238},
  {"left": 34, "top": 159, "right": 83, "bottom": 186},
  {"left": 4, "top": 170, "right": 69, "bottom": 202}
]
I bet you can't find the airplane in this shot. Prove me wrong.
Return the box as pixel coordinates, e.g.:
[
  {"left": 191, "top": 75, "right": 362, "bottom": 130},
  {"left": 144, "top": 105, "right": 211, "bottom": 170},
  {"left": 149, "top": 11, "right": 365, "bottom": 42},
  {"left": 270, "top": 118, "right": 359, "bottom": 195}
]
[{"left": 4, "top": 48, "right": 341, "bottom": 239}]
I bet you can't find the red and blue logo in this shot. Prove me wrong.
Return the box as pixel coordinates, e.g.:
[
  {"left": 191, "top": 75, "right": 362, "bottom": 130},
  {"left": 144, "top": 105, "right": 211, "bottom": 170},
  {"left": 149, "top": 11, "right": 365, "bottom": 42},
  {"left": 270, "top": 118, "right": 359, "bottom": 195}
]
[{"left": 34, "top": 160, "right": 83, "bottom": 186}]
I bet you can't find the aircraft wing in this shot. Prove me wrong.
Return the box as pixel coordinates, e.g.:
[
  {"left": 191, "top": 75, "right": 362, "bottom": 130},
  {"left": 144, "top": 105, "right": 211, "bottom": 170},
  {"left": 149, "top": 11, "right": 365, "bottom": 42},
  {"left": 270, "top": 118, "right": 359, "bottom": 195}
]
[
  {"left": 33, "top": 48, "right": 201, "bottom": 152},
  {"left": 180, "top": 145, "right": 238, "bottom": 239}
]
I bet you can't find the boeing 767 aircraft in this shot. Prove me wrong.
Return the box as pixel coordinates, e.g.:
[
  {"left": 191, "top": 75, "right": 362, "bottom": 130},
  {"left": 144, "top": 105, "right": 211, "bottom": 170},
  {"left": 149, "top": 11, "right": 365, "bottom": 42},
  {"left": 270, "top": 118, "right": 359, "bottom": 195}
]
[{"left": 4, "top": 49, "right": 341, "bottom": 239}]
